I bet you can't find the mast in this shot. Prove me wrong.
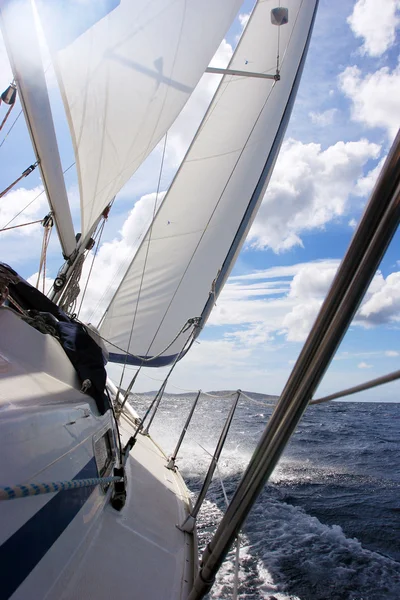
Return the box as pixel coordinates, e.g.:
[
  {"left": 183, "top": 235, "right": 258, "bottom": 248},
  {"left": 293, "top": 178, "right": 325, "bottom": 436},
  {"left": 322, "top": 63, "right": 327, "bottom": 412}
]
[{"left": 0, "top": 0, "right": 76, "bottom": 259}]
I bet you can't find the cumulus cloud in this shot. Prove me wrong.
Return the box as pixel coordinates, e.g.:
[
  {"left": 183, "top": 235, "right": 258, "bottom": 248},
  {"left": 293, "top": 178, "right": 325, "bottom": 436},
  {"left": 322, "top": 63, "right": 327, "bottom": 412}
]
[
  {"left": 357, "top": 271, "right": 400, "bottom": 325},
  {"left": 282, "top": 299, "right": 322, "bottom": 342},
  {"left": 247, "top": 138, "right": 381, "bottom": 252},
  {"left": 348, "top": 218, "right": 357, "bottom": 229},
  {"left": 339, "top": 62, "right": 400, "bottom": 142},
  {"left": 238, "top": 13, "right": 250, "bottom": 29},
  {"left": 209, "top": 259, "right": 400, "bottom": 347},
  {"left": 209, "top": 260, "right": 340, "bottom": 344},
  {"left": 281, "top": 261, "right": 340, "bottom": 342},
  {"left": 183, "top": 339, "right": 251, "bottom": 368},
  {"left": 358, "top": 361, "right": 372, "bottom": 369},
  {"left": 385, "top": 350, "right": 399, "bottom": 357},
  {"left": 27, "top": 272, "right": 53, "bottom": 295},
  {"left": 353, "top": 156, "right": 386, "bottom": 197},
  {"left": 347, "top": 0, "right": 400, "bottom": 57},
  {"left": 0, "top": 186, "right": 47, "bottom": 234},
  {"left": 309, "top": 109, "right": 337, "bottom": 126}
]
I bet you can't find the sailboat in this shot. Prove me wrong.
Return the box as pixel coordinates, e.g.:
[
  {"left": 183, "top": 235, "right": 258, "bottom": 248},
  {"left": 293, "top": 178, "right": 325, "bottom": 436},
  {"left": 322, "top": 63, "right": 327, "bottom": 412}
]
[{"left": 2, "top": 0, "right": 398, "bottom": 598}]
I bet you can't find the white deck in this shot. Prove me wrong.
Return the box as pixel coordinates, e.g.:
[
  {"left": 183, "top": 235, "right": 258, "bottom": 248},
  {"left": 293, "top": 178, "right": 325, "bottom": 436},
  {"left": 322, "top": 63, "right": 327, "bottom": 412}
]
[{"left": 62, "top": 414, "right": 195, "bottom": 600}]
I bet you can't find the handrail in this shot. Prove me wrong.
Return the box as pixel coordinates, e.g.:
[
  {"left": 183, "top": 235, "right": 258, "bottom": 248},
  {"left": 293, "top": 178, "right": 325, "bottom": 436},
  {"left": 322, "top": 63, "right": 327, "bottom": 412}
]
[
  {"left": 178, "top": 391, "right": 241, "bottom": 534},
  {"left": 188, "top": 129, "right": 400, "bottom": 599},
  {"left": 167, "top": 390, "right": 202, "bottom": 471},
  {"left": 311, "top": 369, "right": 400, "bottom": 405}
]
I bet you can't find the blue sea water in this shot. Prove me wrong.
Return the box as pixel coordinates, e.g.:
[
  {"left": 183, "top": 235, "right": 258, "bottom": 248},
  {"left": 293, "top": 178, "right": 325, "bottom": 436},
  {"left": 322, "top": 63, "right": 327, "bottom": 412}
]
[{"left": 131, "top": 393, "right": 400, "bottom": 599}]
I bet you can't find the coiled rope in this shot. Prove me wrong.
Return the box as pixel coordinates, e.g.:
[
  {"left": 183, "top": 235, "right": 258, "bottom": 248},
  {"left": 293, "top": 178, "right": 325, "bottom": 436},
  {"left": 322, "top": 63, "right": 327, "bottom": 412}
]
[{"left": 0, "top": 475, "right": 123, "bottom": 501}]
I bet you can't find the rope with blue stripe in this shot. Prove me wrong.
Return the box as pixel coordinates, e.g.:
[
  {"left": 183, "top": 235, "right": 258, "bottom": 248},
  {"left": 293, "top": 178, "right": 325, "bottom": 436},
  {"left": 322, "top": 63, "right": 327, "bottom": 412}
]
[{"left": 0, "top": 476, "right": 123, "bottom": 501}]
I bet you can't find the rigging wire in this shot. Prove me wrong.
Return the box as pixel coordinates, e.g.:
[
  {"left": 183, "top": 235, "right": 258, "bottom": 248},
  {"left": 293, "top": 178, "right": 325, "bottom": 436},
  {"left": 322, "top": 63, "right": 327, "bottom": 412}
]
[
  {"left": 116, "top": 133, "right": 169, "bottom": 400},
  {"left": 0, "top": 161, "right": 75, "bottom": 231},
  {"left": 87, "top": 317, "right": 197, "bottom": 365},
  {"left": 76, "top": 214, "right": 108, "bottom": 318},
  {"left": 0, "top": 218, "right": 43, "bottom": 232},
  {"left": 36, "top": 214, "right": 53, "bottom": 293},
  {"left": 0, "top": 102, "right": 15, "bottom": 133},
  {"left": 0, "top": 108, "right": 22, "bottom": 149},
  {"left": 0, "top": 161, "right": 39, "bottom": 199},
  {"left": 141, "top": 80, "right": 279, "bottom": 356},
  {"left": 130, "top": 330, "right": 198, "bottom": 437}
]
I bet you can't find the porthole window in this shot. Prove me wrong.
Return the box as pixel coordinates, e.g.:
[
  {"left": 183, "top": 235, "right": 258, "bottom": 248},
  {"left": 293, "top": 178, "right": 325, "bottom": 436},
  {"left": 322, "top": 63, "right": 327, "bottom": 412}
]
[{"left": 94, "top": 429, "right": 114, "bottom": 478}]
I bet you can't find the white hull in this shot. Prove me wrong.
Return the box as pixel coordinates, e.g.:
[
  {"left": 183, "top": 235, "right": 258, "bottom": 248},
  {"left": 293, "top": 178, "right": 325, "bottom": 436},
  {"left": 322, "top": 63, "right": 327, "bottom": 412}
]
[{"left": 0, "top": 306, "right": 195, "bottom": 599}]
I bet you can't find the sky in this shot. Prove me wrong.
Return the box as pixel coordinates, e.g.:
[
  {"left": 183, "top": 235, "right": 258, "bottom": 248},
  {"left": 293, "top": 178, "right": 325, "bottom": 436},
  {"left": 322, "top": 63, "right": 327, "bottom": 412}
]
[{"left": 0, "top": 0, "right": 399, "bottom": 401}]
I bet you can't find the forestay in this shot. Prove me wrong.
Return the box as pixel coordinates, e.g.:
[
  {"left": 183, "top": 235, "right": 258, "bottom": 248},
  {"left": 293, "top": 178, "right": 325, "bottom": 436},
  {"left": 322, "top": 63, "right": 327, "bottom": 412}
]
[
  {"left": 100, "top": 0, "right": 318, "bottom": 366},
  {"left": 37, "top": 0, "right": 242, "bottom": 237}
]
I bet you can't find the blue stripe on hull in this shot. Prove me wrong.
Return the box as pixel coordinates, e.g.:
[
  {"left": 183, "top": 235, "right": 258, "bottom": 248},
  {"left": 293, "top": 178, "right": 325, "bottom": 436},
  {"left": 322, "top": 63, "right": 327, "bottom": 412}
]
[{"left": 0, "top": 457, "right": 98, "bottom": 600}]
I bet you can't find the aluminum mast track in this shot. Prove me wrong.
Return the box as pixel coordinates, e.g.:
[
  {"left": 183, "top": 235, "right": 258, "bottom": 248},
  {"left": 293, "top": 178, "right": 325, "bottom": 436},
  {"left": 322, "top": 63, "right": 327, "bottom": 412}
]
[{"left": 188, "top": 131, "right": 400, "bottom": 599}]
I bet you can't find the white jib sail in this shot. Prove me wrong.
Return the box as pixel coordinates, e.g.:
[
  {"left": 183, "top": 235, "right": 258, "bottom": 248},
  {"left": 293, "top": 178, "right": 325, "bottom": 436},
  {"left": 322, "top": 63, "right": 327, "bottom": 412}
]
[
  {"left": 100, "top": 0, "right": 318, "bottom": 366},
  {"left": 37, "top": 0, "right": 242, "bottom": 237}
]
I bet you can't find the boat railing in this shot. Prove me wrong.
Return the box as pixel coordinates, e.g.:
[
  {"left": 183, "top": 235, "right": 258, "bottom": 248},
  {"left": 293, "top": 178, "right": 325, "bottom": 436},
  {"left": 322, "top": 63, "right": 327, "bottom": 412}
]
[
  {"left": 177, "top": 390, "right": 241, "bottom": 534},
  {"left": 118, "top": 129, "right": 400, "bottom": 600},
  {"left": 185, "top": 128, "right": 400, "bottom": 600}
]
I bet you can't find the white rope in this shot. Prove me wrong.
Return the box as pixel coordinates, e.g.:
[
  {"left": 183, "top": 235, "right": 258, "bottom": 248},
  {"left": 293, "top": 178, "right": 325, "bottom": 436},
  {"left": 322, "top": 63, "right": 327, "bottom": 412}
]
[
  {"left": 0, "top": 475, "right": 123, "bottom": 501},
  {"left": 238, "top": 390, "right": 276, "bottom": 407},
  {"left": 59, "top": 254, "right": 85, "bottom": 313},
  {"left": 94, "top": 317, "right": 198, "bottom": 364},
  {"left": 201, "top": 390, "right": 237, "bottom": 399}
]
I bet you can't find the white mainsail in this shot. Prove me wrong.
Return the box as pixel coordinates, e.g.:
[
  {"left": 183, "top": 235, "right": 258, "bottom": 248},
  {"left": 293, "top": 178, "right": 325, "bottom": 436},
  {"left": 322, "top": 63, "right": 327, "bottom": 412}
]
[
  {"left": 100, "top": 0, "right": 318, "bottom": 366},
  {"left": 36, "top": 0, "right": 242, "bottom": 238}
]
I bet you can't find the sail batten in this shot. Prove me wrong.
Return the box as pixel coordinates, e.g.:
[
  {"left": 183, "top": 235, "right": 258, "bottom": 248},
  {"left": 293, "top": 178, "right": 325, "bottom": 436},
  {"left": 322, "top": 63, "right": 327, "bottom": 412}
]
[
  {"left": 100, "top": 0, "right": 318, "bottom": 366},
  {"left": 36, "top": 0, "right": 242, "bottom": 237}
]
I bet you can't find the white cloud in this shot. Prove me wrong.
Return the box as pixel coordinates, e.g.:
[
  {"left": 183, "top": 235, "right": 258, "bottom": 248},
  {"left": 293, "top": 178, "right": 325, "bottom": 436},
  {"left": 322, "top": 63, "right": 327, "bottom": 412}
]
[
  {"left": 247, "top": 138, "right": 381, "bottom": 252},
  {"left": 225, "top": 323, "right": 274, "bottom": 347},
  {"left": 208, "top": 259, "right": 400, "bottom": 347},
  {"left": 348, "top": 218, "right": 357, "bottom": 229},
  {"left": 354, "top": 156, "right": 386, "bottom": 197},
  {"left": 282, "top": 299, "right": 322, "bottom": 342},
  {"left": 27, "top": 272, "right": 53, "bottom": 295},
  {"left": 281, "top": 261, "right": 340, "bottom": 342},
  {"left": 347, "top": 0, "right": 400, "bottom": 57},
  {"left": 358, "top": 361, "right": 372, "bottom": 369},
  {"left": 385, "top": 350, "right": 399, "bottom": 357},
  {"left": 238, "top": 13, "right": 250, "bottom": 29},
  {"left": 339, "top": 63, "right": 400, "bottom": 142},
  {"left": 0, "top": 186, "right": 47, "bottom": 234},
  {"left": 288, "top": 262, "right": 338, "bottom": 300},
  {"left": 210, "top": 260, "right": 340, "bottom": 344},
  {"left": 183, "top": 339, "right": 251, "bottom": 368},
  {"left": 357, "top": 271, "right": 400, "bottom": 325},
  {"left": 309, "top": 109, "right": 337, "bottom": 126}
]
